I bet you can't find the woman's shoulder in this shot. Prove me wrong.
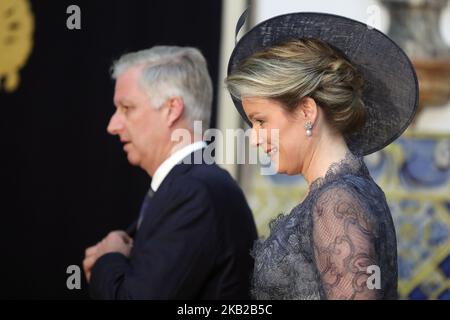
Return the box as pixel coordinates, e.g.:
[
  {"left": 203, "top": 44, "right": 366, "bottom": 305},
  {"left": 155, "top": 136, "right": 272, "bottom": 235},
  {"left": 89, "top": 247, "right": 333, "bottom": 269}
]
[
  {"left": 321, "top": 169, "right": 380, "bottom": 195},
  {"left": 311, "top": 151, "right": 384, "bottom": 202},
  {"left": 309, "top": 168, "right": 390, "bottom": 234},
  {"left": 309, "top": 152, "right": 371, "bottom": 191}
]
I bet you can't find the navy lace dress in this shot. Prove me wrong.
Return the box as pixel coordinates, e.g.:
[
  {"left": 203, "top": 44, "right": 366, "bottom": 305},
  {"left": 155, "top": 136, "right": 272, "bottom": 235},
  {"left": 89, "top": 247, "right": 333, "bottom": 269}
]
[{"left": 251, "top": 152, "right": 398, "bottom": 300}]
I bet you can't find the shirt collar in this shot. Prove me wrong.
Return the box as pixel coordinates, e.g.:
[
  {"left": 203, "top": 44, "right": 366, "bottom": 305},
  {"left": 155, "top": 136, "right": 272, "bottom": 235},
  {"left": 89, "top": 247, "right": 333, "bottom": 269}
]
[{"left": 150, "top": 141, "right": 207, "bottom": 192}]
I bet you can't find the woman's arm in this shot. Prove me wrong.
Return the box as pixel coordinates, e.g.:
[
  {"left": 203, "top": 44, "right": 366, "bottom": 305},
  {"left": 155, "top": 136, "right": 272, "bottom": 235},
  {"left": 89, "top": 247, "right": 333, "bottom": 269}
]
[{"left": 312, "top": 185, "right": 379, "bottom": 300}]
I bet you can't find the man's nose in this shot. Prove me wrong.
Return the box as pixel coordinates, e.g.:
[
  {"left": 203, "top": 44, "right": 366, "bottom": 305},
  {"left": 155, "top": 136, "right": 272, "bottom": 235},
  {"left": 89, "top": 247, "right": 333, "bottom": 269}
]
[{"left": 107, "top": 111, "right": 124, "bottom": 135}]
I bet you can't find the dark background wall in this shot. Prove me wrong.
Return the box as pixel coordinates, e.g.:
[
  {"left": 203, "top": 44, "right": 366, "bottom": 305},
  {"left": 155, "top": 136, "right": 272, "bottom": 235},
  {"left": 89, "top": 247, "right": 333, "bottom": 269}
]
[{"left": 0, "top": 0, "right": 222, "bottom": 299}]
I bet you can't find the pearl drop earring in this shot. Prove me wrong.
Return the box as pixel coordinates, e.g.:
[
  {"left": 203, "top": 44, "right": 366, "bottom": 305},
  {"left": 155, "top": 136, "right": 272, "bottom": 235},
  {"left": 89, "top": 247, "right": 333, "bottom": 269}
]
[{"left": 304, "top": 121, "right": 313, "bottom": 137}]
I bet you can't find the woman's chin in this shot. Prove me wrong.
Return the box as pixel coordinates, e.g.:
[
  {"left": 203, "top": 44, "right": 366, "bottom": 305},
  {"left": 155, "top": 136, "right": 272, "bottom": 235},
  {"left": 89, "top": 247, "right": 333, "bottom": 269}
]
[
  {"left": 271, "top": 160, "right": 285, "bottom": 175},
  {"left": 275, "top": 163, "right": 299, "bottom": 176}
]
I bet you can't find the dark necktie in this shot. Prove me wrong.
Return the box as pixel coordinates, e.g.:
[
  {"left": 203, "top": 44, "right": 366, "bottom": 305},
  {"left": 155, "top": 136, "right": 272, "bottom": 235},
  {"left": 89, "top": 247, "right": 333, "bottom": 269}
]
[
  {"left": 126, "top": 188, "right": 154, "bottom": 236},
  {"left": 137, "top": 188, "right": 155, "bottom": 229}
]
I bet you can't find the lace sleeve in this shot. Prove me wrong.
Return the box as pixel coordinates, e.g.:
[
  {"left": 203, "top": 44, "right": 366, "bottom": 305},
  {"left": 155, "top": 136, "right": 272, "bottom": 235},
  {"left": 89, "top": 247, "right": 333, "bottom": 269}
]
[{"left": 312, "top": 184, "right": 379, "bottom": 300}]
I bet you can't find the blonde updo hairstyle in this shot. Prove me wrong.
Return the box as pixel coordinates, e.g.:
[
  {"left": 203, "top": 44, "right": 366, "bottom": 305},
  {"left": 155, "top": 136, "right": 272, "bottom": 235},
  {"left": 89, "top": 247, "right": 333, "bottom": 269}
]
[{"left": 226, "top": 38, "right": 367, "bottom": 135}]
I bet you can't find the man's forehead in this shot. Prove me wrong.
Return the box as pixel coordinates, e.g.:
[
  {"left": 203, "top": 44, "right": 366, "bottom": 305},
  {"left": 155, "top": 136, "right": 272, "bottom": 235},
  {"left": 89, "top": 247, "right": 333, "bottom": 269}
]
[{"left": 113, "top": 68, "right": 142, "bottom": 106}]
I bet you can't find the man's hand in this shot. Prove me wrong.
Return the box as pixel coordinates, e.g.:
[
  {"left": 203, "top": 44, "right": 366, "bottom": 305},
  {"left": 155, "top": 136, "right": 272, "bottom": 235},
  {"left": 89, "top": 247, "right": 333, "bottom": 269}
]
[
  {"left": 83, "top": 230, "right": 133, "bottom": 283},
  {"left": 96, "top": 230, "right": 134, "bottom": 257},
  {"left": 83, "top": 244, "right": 98, "bottom": 283}
]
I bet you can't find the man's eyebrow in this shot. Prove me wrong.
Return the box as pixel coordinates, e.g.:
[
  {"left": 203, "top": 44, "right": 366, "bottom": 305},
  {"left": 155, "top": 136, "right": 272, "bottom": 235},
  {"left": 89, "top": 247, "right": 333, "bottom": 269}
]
[{"left": 113, "top": 98, "right": 132, "bottom": 107}]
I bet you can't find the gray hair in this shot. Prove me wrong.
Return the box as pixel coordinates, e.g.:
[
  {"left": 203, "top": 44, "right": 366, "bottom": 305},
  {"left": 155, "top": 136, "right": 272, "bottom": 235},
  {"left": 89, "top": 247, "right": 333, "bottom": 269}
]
[{"left": 112, "top": 46, "right": 213, "bottom": 129}]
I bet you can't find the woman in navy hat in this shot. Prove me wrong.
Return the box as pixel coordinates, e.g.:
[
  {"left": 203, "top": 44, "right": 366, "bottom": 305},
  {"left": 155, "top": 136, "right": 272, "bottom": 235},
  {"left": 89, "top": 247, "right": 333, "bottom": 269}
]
[{"left": 226, "top": 12, "right": 418, "bottom": 300}]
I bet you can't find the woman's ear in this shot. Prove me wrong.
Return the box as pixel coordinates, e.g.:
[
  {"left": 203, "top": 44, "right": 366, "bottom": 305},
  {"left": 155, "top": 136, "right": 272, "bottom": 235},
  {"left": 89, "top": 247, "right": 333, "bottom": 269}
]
[{"left": 297, "top": 97, "right": 318, "bottom": 124}]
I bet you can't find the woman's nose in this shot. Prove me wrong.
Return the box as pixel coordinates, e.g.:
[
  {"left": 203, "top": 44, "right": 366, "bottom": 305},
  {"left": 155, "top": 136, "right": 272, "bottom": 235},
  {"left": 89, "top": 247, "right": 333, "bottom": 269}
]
[{"left": 250, "top": 128, "right": 261, "bottom": 147}]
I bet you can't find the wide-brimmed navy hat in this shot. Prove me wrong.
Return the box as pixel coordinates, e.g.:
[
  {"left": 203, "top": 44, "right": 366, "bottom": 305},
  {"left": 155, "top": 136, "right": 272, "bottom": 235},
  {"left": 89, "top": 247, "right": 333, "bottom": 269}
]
[{"left": 227, "top": 11, "right": 419, "bottom": 156}]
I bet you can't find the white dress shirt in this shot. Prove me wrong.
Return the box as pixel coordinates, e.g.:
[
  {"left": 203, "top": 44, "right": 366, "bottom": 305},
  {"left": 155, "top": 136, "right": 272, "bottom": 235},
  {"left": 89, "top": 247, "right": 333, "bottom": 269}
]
[{"left": 150, "top": 141, "right": 207, "bottom": 192}]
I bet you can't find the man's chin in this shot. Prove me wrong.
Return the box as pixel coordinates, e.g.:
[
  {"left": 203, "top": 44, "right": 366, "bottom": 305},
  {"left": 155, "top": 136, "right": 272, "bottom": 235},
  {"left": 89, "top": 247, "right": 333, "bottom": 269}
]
[{"left": 126, "top": 153, "right": 141, "bottom": 166}]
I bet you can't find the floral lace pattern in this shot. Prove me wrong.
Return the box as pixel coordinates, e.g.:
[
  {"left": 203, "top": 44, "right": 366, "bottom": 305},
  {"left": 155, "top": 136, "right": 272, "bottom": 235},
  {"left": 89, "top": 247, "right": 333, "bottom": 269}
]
[{"left": 251, "top": 152, "right": 398, "bottom": 300}]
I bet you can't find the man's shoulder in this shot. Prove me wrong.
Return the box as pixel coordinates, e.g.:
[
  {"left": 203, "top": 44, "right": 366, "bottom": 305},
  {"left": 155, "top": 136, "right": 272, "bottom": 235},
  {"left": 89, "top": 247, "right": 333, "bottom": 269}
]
[
  {"left": 186, "top": 162, "right": 236, "bottom": 187},
  {"left": 166, "top": 162, "right": 241, "bottom": 198}
]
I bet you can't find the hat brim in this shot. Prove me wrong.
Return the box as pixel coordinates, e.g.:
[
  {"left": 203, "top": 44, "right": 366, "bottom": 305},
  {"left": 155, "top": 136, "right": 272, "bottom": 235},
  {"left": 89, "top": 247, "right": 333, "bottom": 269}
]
[{"left": 227, "top": 12, "right": 419, "bottom": 156}]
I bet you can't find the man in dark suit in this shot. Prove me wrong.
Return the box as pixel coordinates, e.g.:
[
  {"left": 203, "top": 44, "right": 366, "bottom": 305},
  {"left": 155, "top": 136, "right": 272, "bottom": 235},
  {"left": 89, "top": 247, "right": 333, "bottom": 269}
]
[{"left": 82, "top": 46, "right": 257, "bottom": 299}]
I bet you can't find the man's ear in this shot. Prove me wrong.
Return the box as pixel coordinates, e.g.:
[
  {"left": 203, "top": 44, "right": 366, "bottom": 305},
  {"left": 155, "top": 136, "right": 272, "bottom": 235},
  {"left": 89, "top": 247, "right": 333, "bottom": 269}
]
[
  {"left": 297, "top": 97, "right": 318, "bottom": 124},
  {"left": 166, "top": 96, "right": 185, "bottom": 127}
]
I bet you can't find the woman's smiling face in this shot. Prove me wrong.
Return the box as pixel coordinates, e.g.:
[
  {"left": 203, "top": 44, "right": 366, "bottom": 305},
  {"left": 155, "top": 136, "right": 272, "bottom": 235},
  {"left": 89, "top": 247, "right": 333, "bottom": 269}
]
[{"left": 242, "top": 97, "right": 309, "bottom": 175}]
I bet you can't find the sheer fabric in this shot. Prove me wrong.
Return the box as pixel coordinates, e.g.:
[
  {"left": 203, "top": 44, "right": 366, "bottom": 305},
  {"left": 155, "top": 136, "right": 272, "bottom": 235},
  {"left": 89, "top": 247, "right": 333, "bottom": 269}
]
[{"left": 251, "top": 152, "right": 398, "bottom": 300}]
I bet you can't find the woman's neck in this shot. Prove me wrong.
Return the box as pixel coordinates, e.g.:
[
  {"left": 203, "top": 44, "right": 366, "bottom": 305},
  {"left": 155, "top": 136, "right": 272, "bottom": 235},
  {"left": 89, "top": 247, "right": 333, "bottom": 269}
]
[{"left": 302, "top": 133, "right": 350, "bottom": 187}]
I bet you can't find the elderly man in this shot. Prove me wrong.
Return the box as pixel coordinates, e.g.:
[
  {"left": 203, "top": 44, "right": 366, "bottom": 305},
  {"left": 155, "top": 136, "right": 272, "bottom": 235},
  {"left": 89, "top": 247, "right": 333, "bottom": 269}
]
[{"left": 83, "top": 46, "right": 257, "bottom": 299}]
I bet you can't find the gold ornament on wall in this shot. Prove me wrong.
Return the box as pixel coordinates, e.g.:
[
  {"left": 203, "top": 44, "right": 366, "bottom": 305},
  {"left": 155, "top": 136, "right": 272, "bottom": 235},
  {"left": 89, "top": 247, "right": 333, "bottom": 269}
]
[{"left": 0, "top": 0, "right": 34, "bottom": 93}]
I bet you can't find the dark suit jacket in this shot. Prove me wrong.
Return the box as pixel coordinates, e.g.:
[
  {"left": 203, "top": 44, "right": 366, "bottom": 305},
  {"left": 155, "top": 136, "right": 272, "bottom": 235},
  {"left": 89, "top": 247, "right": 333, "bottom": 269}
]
[{"left": 90, "top": 152, "right": 257, "bottom": 299}]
